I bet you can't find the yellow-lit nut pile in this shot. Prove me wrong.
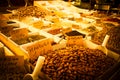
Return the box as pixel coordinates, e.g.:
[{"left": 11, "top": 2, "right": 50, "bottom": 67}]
[
  {"left": 40, "top": 46, "right": 116, "bottom": 80},
  {"left": 10, "top": 6, "right": 50, "bottom": 19},
  {"left": 106, "top": 27, "right": 120, "bottom": 54},
  {"left": 91, "top": 25, "right": 120, "bottom": 54},
  {"left": 91, "top": 25, "right": 112, "bottom": 45}
]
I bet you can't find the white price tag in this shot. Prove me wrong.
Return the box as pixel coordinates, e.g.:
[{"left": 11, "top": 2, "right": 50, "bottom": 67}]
[
  {"left": 10, "top": 28, "right": 28, "bottom": 40},
  {"left": 67, "top": 36, "right": 84, "bottom": 47},
  {"left": 25, "top": 39, "right": 52, "bottom": 61}
]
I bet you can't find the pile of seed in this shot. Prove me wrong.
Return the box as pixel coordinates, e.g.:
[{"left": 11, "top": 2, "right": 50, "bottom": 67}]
[
  {"left": 11, "top": 34, "right": 46, "bottom": 45},
  {"left": 40, "top": 46, "right": 116, "bottom": 80}
]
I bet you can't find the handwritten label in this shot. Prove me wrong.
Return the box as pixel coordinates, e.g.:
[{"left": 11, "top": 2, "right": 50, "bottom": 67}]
[
  {"left": 51, "top": 23, "right": 61, "bottom": 28},
  {"left": 0, "top": 73, "right": 24, "bottom": 80},
  {"left": 10, "top": 28, "right": 28, "bottom": 40},
  {"left": 52, "top": 17, "right": 60, "bottom": 23},
  {"left": 75, "top": 18, "right": 83, "bottom": 22},
  {"left": 48, "top": 28, "right": 61, "bottom": 35},
  {"left": 0, "top": 56, "right": 24, "bottom": 79},
  {"left": 25, "top": 39, "right": 52, "bottom": 61},
  {"left": 62, "top": 27, "right": 72, "bottom": 34},
  {"left": 72, "top": 24, "right": 80, "bottom": 29},
  {"left": 33, "top": 20, "right": 43, "bottom": 29},
  {"left": 66, "top": 36, "right": 84, "bottom": 47}
]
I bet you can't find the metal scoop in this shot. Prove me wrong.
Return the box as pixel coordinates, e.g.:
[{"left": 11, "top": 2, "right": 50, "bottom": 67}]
[{"left": 96, "top": 35, "right": 110, "bottom": 55}]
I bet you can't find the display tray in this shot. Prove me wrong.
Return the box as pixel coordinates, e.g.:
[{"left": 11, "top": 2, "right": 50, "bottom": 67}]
[
  {"left": 10, "top": 32, "right": 46, "bottom": 45},
  {"left": 0, "top": 32, "right": 29, "bottom": 60},
  {"left": 0, "top": 21, "right": 20, "bottom": 37},
  {"left": 59, "top": 30, "right": 86, "bottom": 39}
]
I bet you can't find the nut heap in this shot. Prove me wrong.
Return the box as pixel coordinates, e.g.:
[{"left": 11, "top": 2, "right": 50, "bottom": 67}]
[
  {"left": 91, "top": 26, "right": 120, "bottom": 54},
  {"left": 91, "top": 25, "right": 111, "bottom": 45},
  {"left": 10, "top": 6, "right": 50, "bottom": 19},
  {"left": 106, "top": 27, "right": 120, "bottom": 54},
  {"left": 40, "top": 46, "right": 116, "bottom": 80}
]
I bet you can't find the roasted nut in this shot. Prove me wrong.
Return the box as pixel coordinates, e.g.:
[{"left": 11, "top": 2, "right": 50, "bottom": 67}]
[{"left": 37, "top": 46, "right": 117, "bottom": 80}]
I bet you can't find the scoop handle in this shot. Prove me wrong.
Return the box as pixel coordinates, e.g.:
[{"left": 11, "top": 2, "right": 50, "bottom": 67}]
[
  {"left": 32, "top": 56, "right": 45, "bottom": 77},
  {"left": 102, "top": 35, "right": 110, "bottom": 47}
]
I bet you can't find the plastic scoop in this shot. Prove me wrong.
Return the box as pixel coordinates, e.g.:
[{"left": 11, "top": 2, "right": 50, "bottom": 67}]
[
  {"left": 23, "top": 56, "right": 45, "bottom": 80},
  {"left": 96, "top": 35, "right": 110, "bottom": 55}
]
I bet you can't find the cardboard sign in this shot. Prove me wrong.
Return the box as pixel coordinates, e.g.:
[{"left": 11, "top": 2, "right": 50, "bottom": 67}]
[
  {"left": 62, "top": 27, "right": 72, "bottom": 34},
  {"left": 10, "top": 28, "right": 28, "bottom": 40},
  {"left": 0, "top": 56, "right": 24, "bottom": 80},
  {"left": 52, "top": 17, "right": 60, "bottom": 23},
  {"left": 66, "top": 36, "right": 84, "bottom": 47},
  {"left": 33, "top": 20, "right": 44, "bottom": 29},
  {"left": 51, "top": 22, "right": 61, "bottom": 29},
  {"left": 47, "top": 28, "right": 61, "bottom": 35},
  {"left": 25, "top": 39, "right": 52, "bottom": 61}
]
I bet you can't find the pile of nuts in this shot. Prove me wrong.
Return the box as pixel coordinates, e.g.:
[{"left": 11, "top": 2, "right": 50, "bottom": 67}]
[
  {"left": 10, "top": 6, "right": 51, "bottom": 19},
  {"left": 91, "top": 25, "right": 111, "bottom": 45},
  {"left": 107, "top": 27, "right": 120, "bottom": 54},
  {"left": 91, "top": 25, "right": 120, "bottom": 54},
  {"left": 40, "top": 46, "right": 116, "bottom": 80}
]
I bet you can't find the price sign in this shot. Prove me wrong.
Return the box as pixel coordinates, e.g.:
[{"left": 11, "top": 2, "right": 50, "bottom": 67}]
[
  {"left": 62, "top": 27, "right": 72, "bottom": 34},
  {"left": 33, "top": 20, "right": 43, "bottom": 29},
  {"left": 25, "top": 39, "right": 52, "bottom": 61},
  {"left": 51, "top": 22, "right": 61, "bottom": 28},
  {"left": 10, "top": 28, "right": 28, "bottom": 40},
  {"left": 0, "top": 56, "right": 24, "bottom": 80},
  {"left": 67, "top": 36, "right": 84, "bottom": 47},
  {"left": 75, "top": 18, "right": 83, "bottom": 22},
  {"left": 52, "top": 17, "right": 60, "bottom": 23},
  {"left": 48, "top": 28, "right": 61, "bottom": 35}
]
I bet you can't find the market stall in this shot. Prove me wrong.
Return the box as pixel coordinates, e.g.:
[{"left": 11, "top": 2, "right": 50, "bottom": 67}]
[{"left": 0, "top": 0, "right": 120, "bottom": 80}]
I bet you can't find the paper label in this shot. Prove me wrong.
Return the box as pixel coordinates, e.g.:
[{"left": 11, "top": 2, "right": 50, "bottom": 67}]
[
  {"left": 48, "top": 28, "right": 61, "bottom": 35},
  {"left": 62, "top": 27, "right": 72, "bottom": 34},
  {"left": 52, "top": 17, "right": 60, "bottom": 23},
  {"left": 10, "top": 28, "right": 28, "bottom": 40},
  {"left": 0, "top": 56, "right": 25, "bottom": 80},
  {"left": 33, "top": 20, "right": 43, "bottom": 29},
  {"left": 66, "top": 36, "right": 84, "bottom": 47},
  {"left": 51, "top": 23, "right": 61, "bottom": 28},
  {"left": 25, "top": 39, "right": 52, "bottom": 61}
]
